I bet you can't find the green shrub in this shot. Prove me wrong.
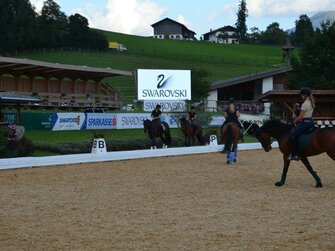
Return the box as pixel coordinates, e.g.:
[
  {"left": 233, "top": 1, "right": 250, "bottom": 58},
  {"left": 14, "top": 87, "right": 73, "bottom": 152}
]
[{"left": 0, "top": 126, "right": 35, "bottom": 158}]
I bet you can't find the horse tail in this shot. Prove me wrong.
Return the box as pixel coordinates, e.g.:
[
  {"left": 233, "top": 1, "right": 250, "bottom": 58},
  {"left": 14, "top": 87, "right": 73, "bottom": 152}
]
[
  {"left": 162, "top": 122, "right": 171, "bottom": 145},
  {"left": 225, "top": 124, "right": 233, "bottom": 152},
  {"left": 143, "top": 119, "right": 149, "bottom": 134},
  {"left": 196, "top": 127, "right": 203, "bottom": 144}
]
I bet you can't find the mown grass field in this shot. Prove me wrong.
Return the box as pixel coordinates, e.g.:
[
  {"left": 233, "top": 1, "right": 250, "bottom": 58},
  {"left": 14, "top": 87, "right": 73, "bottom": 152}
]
[
  {"left": 25, "top": 127, "right": 256, "bottom": 143},
  {"left": 25, "top": 127, "right": 257, "bottom": 157},
  {"left": 17, "top": 31, "right": 286, "bottom": 103}
]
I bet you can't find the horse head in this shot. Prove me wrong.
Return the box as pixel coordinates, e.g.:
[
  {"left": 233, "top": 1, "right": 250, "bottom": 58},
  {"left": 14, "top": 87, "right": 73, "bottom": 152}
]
[
  {"left": 143, "top": 119, "right": 151, "bottom": 134},
  {"left": 255, "top": 129, "right": 272, "bottom": 152},
  {"left": 254, "top": 122, "right": 275, "bottom": 152}
]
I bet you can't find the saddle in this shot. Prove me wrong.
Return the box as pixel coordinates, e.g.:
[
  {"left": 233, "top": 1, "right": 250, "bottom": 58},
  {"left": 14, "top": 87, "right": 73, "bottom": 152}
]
[{"left": 297, "top": 127, "right": 318, "bottom": 150}]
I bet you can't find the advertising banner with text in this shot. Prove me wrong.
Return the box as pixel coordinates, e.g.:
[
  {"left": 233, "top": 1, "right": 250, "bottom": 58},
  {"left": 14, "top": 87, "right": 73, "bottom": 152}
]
[
  {"left": 86, "top": 113, "right": 117, "bottom": 130},
  {"left": 116, "top": 113, "right": 151, "bottom": 129},
  {"left": 143, "top": 100, "right": 186, "bottom": 112},
  {"left": 137, "top": 69, "right": 191, "bottom": 100},
  {"left": 116, "top": 113, "right": 180, "bottom": 129},
  {"left": 51, "top": 113, "right": 86, "bottom": 131}
]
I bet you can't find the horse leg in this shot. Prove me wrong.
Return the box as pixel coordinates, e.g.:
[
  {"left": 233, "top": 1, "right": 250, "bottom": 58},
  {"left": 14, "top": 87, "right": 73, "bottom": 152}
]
[
  {"left": 160, "top": 135, "right": 167, "bottom": 148},
  {"left": 226, "top": 147, "right": 233, "bottom": 164},
  {"left": 300, "top": 157, "right": 323, "bottom": 188},
  {"left": 233, "top": 145, "right": 238, "bottom": 163},
  {"left": 185, "top": 137, "right": 190, "bottom": 146},
  {"left": 151, "top": 137, "right": 156, "bottom": 149},
  {"left": 326, "top": 151, "right": 335, "bottom": 160},
  {"left": 275, "top": 156, "right": 291, "bottom": 186}
]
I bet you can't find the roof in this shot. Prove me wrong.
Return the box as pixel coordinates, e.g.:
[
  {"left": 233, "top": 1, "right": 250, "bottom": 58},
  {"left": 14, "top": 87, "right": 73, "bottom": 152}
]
[
  {"left": 151, "top": 17, "right": 196, "bottom": 35},
  {"left": 210, "top": 67, "right": 293, "bottom": 90},
  {"left": 203, "top": 25, "right": 237, "bottom": 36},
  {"left": 282, "top": 38, "right": 294, "bottom": 49},
  {"left": 257, "top": 90, "right": 335, "bottom": 103},
  {"left": 0, "top": 91, "right": 41, "bottom": 104},
  {"left": 0, "top": 56, "right": 133, "bottom": 81}
]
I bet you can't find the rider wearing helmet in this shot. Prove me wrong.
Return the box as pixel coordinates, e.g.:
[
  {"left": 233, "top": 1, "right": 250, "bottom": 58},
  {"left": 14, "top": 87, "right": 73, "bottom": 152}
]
[
  {"left": 151, "top": 104, "right": 162, "bottom": 127},
  {"left": 289, "top": 87, "right": 316, "bottom": 161},
  {"left": 188, "top": 105, "right": 198, "bottom": 131},
  {"left": 223, "top": 97, "right": 241, "bottom": 128}
]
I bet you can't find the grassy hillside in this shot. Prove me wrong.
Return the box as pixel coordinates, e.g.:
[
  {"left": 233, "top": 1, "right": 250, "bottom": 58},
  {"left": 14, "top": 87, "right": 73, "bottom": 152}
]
[{"left": 18, "top": 30, "right": 285, "bottom": 103}]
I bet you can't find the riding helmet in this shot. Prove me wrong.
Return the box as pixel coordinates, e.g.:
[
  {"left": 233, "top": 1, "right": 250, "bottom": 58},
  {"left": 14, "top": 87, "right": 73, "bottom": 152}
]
[
  {"left": 300, "top": 87, "right": 311, "bottom": 96},
  {"left": 156, "top": 104, "right": 161, "bottom": 109},
  {"left": 229, "top": 97, "right": 235, "bottom": 103}
]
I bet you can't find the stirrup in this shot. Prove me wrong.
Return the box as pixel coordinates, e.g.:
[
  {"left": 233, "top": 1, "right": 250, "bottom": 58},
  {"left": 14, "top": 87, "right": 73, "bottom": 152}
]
[{"left": 288, "top": 154, "right": 300, "bottom": 161}]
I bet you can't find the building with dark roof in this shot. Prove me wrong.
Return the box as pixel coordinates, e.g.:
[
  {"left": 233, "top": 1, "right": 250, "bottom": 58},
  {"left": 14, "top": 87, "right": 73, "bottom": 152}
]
[
  {"left": 151, "top": 18, "right": 196, "bottom": 40},
  {"left": 0, "top": 56, "right": 132, "bottom": 109},
  {"left": 202, "top": 26, "right": 239, "bottom": 44},
  {"left": 207, "top": 67, "right": 293, "bottom": 115}
]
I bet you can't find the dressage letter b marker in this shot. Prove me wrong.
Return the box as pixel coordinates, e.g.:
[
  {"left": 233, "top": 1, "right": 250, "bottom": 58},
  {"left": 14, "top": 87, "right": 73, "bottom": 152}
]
[{"left": 91, "top": 138, "right": 107, "bottom": 154}]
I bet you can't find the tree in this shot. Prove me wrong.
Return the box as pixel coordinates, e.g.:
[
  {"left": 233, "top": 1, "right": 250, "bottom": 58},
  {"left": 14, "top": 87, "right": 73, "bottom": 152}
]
[
  {"left": 248, "top": 27, "right": 261, "bottom": 44},
  {"left": 259, "top": 22, "right": 287, "bottom": 45},
  {"left": 0, "top": 0, "right": 37, "bottom": 53},
  {"left": 191, "top": 68, "right": 211, "bottom": 103},
  {"left": 292, "top": 14, "right": 314, "bottom": 47},
  {"left": 289, "top": 21, "right": 335, "bottom": 89},
  {"left": 38, "top": 0, "right": 68, "bottom": 48},
  {"left": 235, "top": 0, "right": 248, "bottom": 43},
  {"left": 67, "top": 14, "right": 90, "bottom": 47}
]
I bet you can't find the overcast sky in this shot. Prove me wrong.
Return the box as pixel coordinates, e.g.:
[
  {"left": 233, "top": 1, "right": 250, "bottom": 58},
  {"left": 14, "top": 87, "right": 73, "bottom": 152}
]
[{"left": 30, "top": 0, "right": 335, "bottom": 38}]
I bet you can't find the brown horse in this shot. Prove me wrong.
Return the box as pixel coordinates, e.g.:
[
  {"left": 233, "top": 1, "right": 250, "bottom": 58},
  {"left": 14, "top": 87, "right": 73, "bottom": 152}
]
[
  {"left": 180, "top": 117, "right": 203, "bottom": 146},
  {"left": 221, "top": 122, "right": 243, "bottom": 164},
  {"left": 254, "top": 120, "right": 335, "bottom": 187}
]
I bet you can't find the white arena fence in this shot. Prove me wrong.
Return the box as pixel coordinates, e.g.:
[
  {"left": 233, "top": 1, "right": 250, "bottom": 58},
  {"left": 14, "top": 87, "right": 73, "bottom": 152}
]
[{"left": 0, "top": 141, "right": 279, "bottom": 171}]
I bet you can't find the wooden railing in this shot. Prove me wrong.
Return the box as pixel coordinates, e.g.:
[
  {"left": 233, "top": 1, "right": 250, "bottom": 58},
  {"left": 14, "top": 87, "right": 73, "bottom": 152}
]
[{"left": 19, "top": 92, "right": 123, "bottom": 108}]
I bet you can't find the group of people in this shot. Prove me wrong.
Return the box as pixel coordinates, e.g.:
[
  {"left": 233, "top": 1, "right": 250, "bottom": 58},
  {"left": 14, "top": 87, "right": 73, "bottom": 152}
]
[{"left": 150, "top": 87, "right": 315, "bottom": 161}]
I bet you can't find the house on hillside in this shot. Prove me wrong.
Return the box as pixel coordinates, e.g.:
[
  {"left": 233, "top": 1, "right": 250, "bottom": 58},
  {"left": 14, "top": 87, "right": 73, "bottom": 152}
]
[
  {"left": 151, "top": 17, "right": 196, "bottom": 40},
  {"left": 202, "top": 26, "right": 239, "bottom": 44}
]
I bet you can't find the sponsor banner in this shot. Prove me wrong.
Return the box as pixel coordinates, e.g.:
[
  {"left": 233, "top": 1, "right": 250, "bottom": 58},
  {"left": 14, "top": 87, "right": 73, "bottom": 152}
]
[
  {"left": 137, "top": 69, "right": 191, "bottom": 100},
  {"left": 3, "top": 112, "right": 17, "bottom": 124},
  {"left": 21, "top": 112, "right": 52, "bottom": 130},
  {"left": 116, "top": 113, "right": 179, "bottom": 129},
  {"left": 161, "top": 114, "right": 179, "bottom": 128},
  {"left": 116, "top": 113, "right": 151, "bottom": 129},
  {"left": 51, "top": 113, "right": 86, "bottom": 131},
  {"left": 209, "top": 115, "right": 225, "bottom": 127},
  {"left": 143, "top": 100, "right": 186, "bottom": 112},
  {"left": 86, "top": 113, "right": 117, "bottom": 130}
]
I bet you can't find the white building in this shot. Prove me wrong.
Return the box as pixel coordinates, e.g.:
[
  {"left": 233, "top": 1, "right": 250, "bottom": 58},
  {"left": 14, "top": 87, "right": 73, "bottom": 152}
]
[{"left": 202, "top": 26, "right": 239, "bottom": 44}]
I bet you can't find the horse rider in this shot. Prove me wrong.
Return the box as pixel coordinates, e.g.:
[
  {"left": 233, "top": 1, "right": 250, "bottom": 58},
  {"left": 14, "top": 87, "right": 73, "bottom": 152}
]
[
  {"left": 188, "top": 105, "right": 198, "bottom": 131},
  {"left": 223, "top": 97, "right": 242, "bottom": 129},
  {"left": 151, "top": 104, "right": 162, "bottom": 129},
  {"left": 289, "top": 87, "right": 315, "bottom": 161}
]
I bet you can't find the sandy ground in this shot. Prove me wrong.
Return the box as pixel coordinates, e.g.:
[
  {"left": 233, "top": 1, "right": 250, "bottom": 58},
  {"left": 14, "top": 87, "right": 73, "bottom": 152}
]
[{"left": 0, "top": 148, "right": 334, "bottom": 251}]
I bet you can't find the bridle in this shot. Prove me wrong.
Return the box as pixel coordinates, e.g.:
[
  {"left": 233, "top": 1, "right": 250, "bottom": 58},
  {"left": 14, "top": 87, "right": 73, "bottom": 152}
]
[{"left": 255, "top": 131, "right": 272, "bottom": 152}]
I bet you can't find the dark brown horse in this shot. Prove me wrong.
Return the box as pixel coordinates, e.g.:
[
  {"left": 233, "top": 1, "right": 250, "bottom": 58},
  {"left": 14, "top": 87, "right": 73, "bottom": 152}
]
[
  {"left": 221, "top": 122, "right": 243, "bottom": 164},
  {"left": 180, "top": 117, "right": 203, "bottom": 146},
  {"left": 254, "top": 120, "right": 335, "bottom": 187},
  {"left": 144, "top": 119, "right": 171, "bottom": 149}
]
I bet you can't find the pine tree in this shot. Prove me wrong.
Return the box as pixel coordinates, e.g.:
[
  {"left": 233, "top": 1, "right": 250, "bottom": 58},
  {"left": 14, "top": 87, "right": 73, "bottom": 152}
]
[{"left": 235, "top": 0, "right": 248, "bottom": 43}]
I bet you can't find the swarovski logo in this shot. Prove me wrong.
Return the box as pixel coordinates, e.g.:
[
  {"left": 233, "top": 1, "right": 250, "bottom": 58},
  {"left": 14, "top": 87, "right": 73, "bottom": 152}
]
[{"left": 157, "top": 74, "right": 172, "bottom": 89}]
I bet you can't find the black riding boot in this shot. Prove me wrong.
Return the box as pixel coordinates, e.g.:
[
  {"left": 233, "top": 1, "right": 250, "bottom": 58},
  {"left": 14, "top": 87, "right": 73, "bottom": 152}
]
[{"left": 288, "top": 138, "right": 300, "bottom": 161}]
